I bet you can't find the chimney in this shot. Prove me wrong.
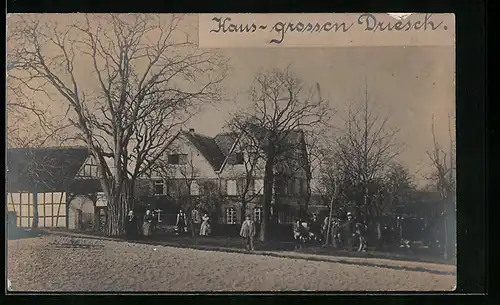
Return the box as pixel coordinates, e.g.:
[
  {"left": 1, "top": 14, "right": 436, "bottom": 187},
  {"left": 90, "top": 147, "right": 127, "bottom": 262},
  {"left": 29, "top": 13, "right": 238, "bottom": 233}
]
[{"left": 189, "top": 128, "right": 195, "bottom": 134}]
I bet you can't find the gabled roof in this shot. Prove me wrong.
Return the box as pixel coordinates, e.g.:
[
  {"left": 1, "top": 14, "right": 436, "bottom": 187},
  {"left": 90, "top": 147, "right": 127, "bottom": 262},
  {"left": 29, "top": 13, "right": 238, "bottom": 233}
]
[
  {"left": 214, "top": 132, "right": 238, "bottom": 155},
  {"left": 182, "top": 131, "right": 226, "bottom": 171},
  {"left": 179, "top": 128, "right": 307, "bottom": 174},
  {"left": 7, "top": 146, "right": 90, "bottom": 192}
]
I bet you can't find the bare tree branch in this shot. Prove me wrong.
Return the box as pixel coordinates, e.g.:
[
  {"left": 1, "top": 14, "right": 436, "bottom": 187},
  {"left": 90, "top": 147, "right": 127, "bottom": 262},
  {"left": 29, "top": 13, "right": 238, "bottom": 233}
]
[
  {"left": 228, "top": 67, "right": 332, "bottom": 242},
  {"left": 8, "top": 14, "right": 227, "bottom": 236}
]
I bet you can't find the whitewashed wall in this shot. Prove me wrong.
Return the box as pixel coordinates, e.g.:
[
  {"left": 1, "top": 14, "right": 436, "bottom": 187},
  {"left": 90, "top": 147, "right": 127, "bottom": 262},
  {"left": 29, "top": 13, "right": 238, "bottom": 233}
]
[
  {"left": 159, "top": 134, "right": 219, "bottom": 179},
  {"left": 7, "top": 192, "right": 67, "bottom": 228}
]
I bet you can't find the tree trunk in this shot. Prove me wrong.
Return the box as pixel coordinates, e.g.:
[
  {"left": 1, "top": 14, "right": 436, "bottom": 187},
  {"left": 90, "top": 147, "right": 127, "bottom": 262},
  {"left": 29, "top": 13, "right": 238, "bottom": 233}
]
[
  {"left": 304, "top": 178, "right": 312, "bottom": 214},
  {"left": 105, "top": 182, "right": 129, "bottom": 237},
  {"left": 32, "top": 188, "right": 39, "bottom": 229},
  {"left": 240, "top": 199, "right": 248, "bottom": 224},
  {"left": 128, "top": 179, "right": 136, "bottom": 212},
  {"left": 324, "top": 196, "right": 335, "bottom": 246},
  {"left": 260, "top": 155, "right": 275, "bottom": 242}
]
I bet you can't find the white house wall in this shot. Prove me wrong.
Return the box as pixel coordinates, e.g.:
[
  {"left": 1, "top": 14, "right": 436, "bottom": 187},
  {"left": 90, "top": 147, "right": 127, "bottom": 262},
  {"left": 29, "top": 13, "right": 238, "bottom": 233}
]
[
  {"left": 7, "top": 192, "right": 67, "bottom": 228},
  {"left": 220, "top": 152, "right": 266, "bottom": 180},
  {"left": 161, "top": 134, "right": 218, "bottom": 179}
]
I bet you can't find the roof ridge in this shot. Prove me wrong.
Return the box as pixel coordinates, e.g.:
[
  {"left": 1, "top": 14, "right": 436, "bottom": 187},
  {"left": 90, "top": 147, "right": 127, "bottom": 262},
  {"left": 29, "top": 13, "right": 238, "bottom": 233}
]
[{"left": 181, "top": 130, "right": 214, "bottom": 140}]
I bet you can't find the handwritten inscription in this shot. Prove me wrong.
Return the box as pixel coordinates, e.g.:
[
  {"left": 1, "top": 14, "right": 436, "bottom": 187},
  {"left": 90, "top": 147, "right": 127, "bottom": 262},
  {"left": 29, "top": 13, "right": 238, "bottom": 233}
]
[
  {"left": 210, "top": 17, "right": 258, "bottom": 33},
  {"left": 270, "top": 21, "right": 352, "bottom": 44},
  {"left": 357, "top": 13, "right": 446, "bottom": 32},
  {"left": 206, "top": 14, "right": 449, "bottom": 44}
]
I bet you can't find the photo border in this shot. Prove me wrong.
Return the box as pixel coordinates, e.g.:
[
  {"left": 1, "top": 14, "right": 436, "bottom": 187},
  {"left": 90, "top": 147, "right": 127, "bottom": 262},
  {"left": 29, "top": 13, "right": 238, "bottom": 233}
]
[{"left": 5, "top": 0, "right": 487, "bottom": 301}]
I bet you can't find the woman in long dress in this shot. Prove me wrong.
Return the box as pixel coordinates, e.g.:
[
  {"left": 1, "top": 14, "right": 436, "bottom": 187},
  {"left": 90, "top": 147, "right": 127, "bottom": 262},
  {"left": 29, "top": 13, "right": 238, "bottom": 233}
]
[
  {"left": 176, "top": 209, "right": 188, "bottom": 235},
  {"left": 125, "top": 210, "right": 137, "bottom": 240},
  {"left": 199, "top": 214, "right": 211, "bottom": 236},
  {"left": 142, "top": 210, "right": 154, "bottom": 237}
]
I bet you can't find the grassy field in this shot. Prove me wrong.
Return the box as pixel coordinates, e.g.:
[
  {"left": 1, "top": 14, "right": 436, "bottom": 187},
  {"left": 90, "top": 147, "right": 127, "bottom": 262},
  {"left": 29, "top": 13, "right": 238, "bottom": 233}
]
[{"left": 7, "top": 234, "right": 456, "bottom": 292}]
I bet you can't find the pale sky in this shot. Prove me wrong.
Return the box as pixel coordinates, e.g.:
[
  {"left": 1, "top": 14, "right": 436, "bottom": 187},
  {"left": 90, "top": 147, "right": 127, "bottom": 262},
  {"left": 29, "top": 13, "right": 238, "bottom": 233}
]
[{"left": 7, "top": 14, "right": 455, "bottom": 186}]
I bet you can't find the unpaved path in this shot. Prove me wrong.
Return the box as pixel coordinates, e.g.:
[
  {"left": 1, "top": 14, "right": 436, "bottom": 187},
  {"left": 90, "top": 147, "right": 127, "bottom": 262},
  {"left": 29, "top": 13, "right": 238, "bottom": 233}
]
[{"left": 7, "top": 235, "right": 456, "bottom": 291}]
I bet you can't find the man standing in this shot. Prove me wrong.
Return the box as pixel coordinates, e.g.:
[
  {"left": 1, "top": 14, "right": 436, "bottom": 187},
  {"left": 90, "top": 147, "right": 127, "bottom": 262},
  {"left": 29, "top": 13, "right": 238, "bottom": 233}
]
[
  {"left": 331, "top": 218, "right": 341, "bottom": 249},
  {"left": 240, "top": 215, "right": 256, "bottom": 251},
  {"left": 176, "top": 209, "right": 188, "bottom": 235},
  {"left": 345, "top": 212, "right": 356, "bottom": 251}
]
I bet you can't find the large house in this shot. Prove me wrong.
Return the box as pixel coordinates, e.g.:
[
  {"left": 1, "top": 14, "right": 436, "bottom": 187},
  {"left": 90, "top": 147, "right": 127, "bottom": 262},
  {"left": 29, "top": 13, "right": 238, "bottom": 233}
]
[
  {"left": 6, "top": 128, "right": 310, "bottom": 229},
  {"left": 139, "top": 128, "right": 309, "bottom": 225}
]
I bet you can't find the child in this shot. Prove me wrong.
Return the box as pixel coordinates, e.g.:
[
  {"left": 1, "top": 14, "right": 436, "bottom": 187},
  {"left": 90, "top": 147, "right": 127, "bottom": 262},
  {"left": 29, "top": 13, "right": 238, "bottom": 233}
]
[{"left": 240, "top": 215, "right": 256, "bottom": 250}]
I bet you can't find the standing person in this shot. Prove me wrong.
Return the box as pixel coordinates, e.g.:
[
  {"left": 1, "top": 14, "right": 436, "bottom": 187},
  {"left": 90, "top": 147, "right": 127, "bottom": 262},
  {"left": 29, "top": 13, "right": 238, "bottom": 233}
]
[
  {"left": 293, "top": 218, "right": 303, "bottom": 249},
  {"left": 331, "top": 218, "right": 341, "bottom": 249},
  {"left": 322, "top": 215, "right": 331, "bottom": 244},
  {"left": 240, "top": 215, "right": 256, "bottom": 251},
  {"left": 199, "top": 214, "right": 211, "bottom": 236},
  {"left": 345, "top": 212, "right": 356, "bottom": 251},
  {"left": 192, "top": 209, "right": 201, "bottom": 235},
  {"left": 356, "top": 221, "right": 368, "bottom": 252},
  {"left": 143, "top": 210, "right": 154, "bottom": 237},
  {"left": 309, "top": 213, "right": 321, "bottom": 243},
  {"left": 125, "top": 210, "right": 137, "bottom": 240},
  {"left": 176, "top": 209, "right": 187, "bottom": 235}
]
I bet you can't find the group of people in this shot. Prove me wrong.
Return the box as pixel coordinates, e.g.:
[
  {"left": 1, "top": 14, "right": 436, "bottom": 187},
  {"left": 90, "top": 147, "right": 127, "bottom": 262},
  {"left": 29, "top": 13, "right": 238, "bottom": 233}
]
[
  {"left": 124, "top": 208, "right": 212, "bottom": 239},
  {"left": 174, "top": 209, "right": 212, "bottom": 236},
  {"left": 292, "top": 213, "right": 324, "bottom": 249},
  {"left": 125, "top": 209, "right": 158, "bottom": 239},
  {"left": 291, "top": 211, "right": 368, "bottom": 252}
]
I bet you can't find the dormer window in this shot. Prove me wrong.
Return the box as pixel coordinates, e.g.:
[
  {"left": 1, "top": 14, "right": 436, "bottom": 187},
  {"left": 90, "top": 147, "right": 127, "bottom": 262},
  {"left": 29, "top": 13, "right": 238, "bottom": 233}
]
[{"left": 77, "top": 156, "right": 100, "bottom": 178}]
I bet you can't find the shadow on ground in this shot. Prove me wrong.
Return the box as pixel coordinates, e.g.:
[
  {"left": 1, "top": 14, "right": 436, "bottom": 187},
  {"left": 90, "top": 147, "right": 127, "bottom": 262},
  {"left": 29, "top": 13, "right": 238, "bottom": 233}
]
[
  {"left": 40, "top": 230, "right": 456, "bottom": 276},
  {"left": 7, "top": 227, "right": 48, "bottom": 241}
]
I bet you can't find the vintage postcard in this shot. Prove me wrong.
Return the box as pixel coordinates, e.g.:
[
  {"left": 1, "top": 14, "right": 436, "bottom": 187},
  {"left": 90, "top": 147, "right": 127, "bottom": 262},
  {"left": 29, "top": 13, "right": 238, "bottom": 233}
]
[{"left": 6, "top": 13, "right": 456, "bottom": 292}]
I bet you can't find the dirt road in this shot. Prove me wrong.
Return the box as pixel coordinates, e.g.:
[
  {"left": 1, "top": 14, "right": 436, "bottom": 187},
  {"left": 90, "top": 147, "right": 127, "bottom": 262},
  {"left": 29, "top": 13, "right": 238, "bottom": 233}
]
[{"left": 7, "top": 235, "right": 456, "bottom": 291}]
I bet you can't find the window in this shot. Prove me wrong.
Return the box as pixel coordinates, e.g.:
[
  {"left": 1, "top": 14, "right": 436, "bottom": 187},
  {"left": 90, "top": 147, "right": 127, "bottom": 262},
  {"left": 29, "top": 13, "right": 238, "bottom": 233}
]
[
  {"left": 253, "top": 207, "right": 263, "bottom": 222},
  {"left": 234, "top": 152, "right": 244, "bottom": 165},
  {"left": 190, "top": 180, "right": 200, "bottom": 196},
  {"left": 168, "top": 154, "right": 187, "bottom": 165},
  {"left": 226, "top": 180, "right": 237, "bottom": 196},
  {"left": 154, "top": 209, "right": 163, "bottom": 223},
  {"left": 226, "top": 208, "right": 237, "bottom": 224},
  {"left": 153, "top": 180, "right": 165, "bottom": 195},
  {"left": 79, "top": 157, "right": 99, "bottom": 178},
  {"left": 254, "top": 179, "right": 264, "bottom": 195}
]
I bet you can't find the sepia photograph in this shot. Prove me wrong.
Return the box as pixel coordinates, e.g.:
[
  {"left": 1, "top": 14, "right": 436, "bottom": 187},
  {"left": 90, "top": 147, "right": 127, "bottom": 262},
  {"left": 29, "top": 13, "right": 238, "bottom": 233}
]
[{"left": 6, "top": 13, "right": 456, "bottom": 292}]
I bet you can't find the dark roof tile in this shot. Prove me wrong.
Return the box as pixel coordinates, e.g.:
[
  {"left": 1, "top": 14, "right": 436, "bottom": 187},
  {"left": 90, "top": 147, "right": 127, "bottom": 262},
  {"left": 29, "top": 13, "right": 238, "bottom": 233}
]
[
  {"left": 7, "top": 147, "right": 89, "bottom": 192},
  {"left": 182, "top": 131, "right": 226, "bottom": 171}
]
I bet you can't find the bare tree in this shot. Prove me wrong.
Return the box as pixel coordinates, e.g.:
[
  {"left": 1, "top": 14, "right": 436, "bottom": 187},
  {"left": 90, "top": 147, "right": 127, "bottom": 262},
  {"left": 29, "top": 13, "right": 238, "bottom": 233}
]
[
  {"left": 229, "top": 67, "right": 330, "bottom": 242},
  {"left": 427, "top": 115, "right": 456, "bottom": 200},
  {"left": 384, "top": 162, "right": 416, "bottom": 209},
  {"left": 221, "top": 129, "right": 265, "bottom": 222},
  {"left": 8, "top": 14, "right": 227, "bottom": 236},
  {"left": 7, "top": 58, "right": 70, "bottom": 148},
  {"left": 316, "top": 145, "right": 355, "bottom": 215},
  {"left": 334, "top": 86, "right": 403, "bottom": 220},
  {"left": 426, "top": 114, "right": 456, "bottom": 260}
]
